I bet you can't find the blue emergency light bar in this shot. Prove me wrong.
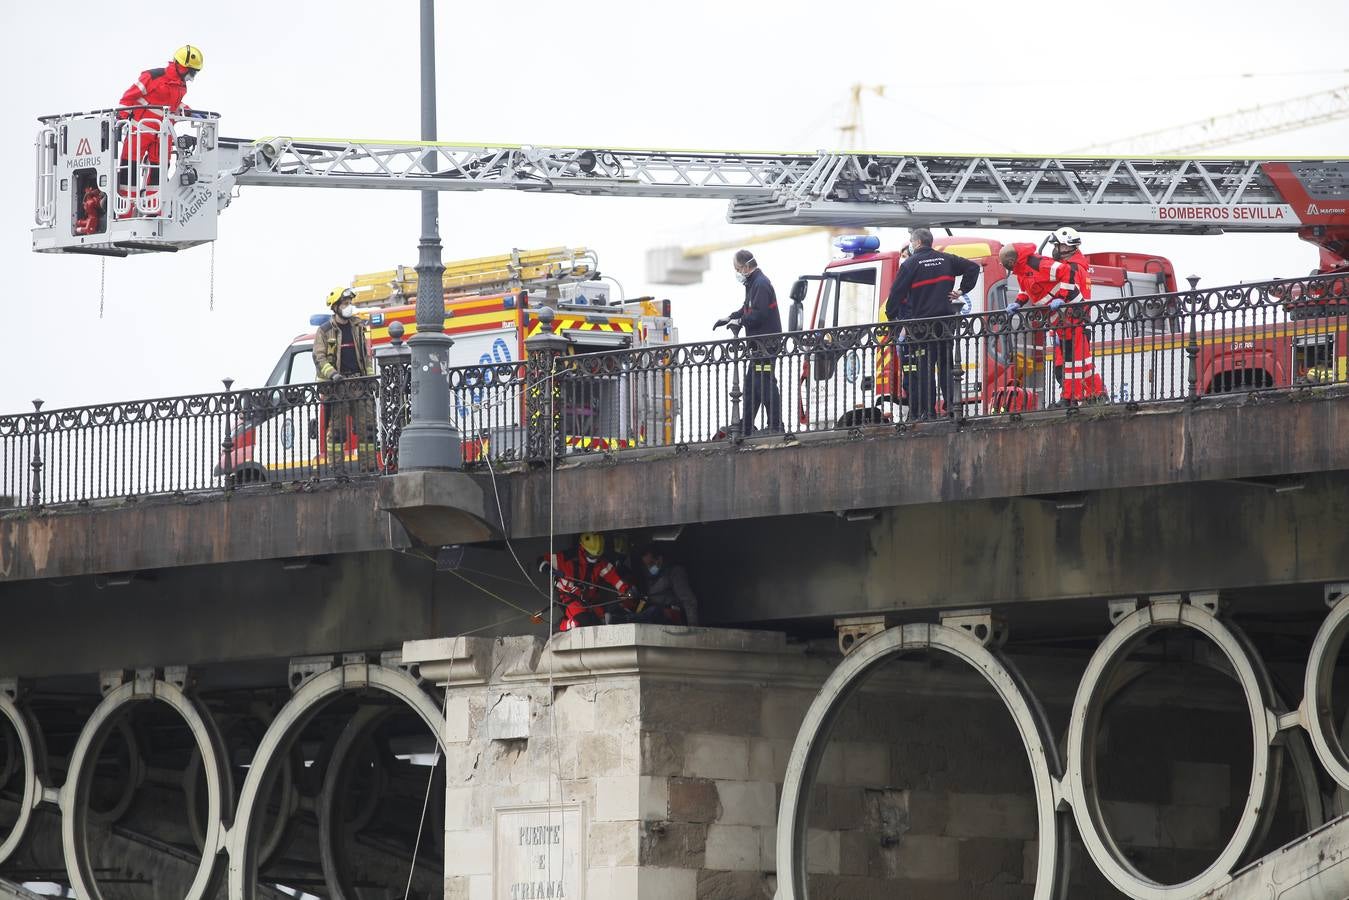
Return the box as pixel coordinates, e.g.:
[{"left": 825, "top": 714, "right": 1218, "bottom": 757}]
[
  {"left": 834, "top": 234, "right": 880, "bottom": 256},
  {"left": 308, "top": 314, "right": 328, "bottom": 326}
]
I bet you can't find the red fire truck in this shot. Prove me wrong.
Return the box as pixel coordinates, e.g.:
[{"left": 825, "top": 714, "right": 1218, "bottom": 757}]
[{"left": 789, "top": 233, "right": 1347, "bottom": 427}]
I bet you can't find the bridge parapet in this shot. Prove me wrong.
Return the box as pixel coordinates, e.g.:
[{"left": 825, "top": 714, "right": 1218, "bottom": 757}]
[{"left": 2, "top": 272, "right": 1346, "bottom": 515}]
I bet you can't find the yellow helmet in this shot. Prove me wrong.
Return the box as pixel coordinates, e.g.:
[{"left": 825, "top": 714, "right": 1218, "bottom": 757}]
[
  {"left": 326, "top": 287, "right": 356, "bottom": 308},
  {"left": 579, "top": 532, "right": 605, "bottom": 558},
  {"left": 173, "top": 45, "right": 204, "bottom": 71}
]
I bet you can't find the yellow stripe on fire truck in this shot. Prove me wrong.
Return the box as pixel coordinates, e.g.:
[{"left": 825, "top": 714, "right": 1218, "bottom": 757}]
[
  {"left": 525, "top": 317, "right": 636, "bottom": 338},
  {"left": 565, "top": 435, "right": 642, "bottom": 451}
]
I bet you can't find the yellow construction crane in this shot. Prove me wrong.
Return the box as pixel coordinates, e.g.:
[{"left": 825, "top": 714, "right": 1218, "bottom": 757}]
[
  {"left": 1074, "top": 83, "right": 1349, "bottom": 155},
  {"left": 647, "top": 81, "right": 1349, "bottom": 285}
]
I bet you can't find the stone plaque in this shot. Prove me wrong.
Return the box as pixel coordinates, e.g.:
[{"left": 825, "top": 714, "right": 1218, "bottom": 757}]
[{"left": 494, "top": 804, "right": 585, "bottom": 900}]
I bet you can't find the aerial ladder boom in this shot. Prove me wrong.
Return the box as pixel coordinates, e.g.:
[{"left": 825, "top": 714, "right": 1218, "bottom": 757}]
[{"left": 30, "top": 108, "right": 1349, "bottom": 269}]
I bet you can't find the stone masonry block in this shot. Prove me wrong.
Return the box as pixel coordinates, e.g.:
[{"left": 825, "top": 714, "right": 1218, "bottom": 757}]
[
  {"left": 759, "top": 688, "right": 816, "bottom": 739},
  {"left": 715, "top": 780, "right": 778, "bottom": 827},
  {"left": 815, "top": 742, "right": 844, "bottom": 786},
  {"left": 587, "top": 865, "right": 638, "bottom": 900},
  {"left": 1022, "top": 839, "right": 1038, "bottom": 883},
  {"left": 761, "top": 824, "right": 778, "bottom": 872},
  {"left": 552, "top": 683, "right": 597, "bottom": 733},
  {"left": 640, "top": 820, "right": 708, "bottom": 868},
  {"left": 444, "top": 785, "right": 476, "bottom": 829},
  {"left": 444, "top": 874, "right": 491, "bottom": 900},
  {"left": 597, "top": 775, "right": 669, "bottom": 822},
  {"left": 879, "top": 833, "right": 960, "bottom": 881},
  {"left": 642, "top": 682, "right": 763, "bottom": 737},
  {"left": 838, "top": 829, "right": 869, "bottom": 876},
  {"left": 946, "top": 792, "right": 1038, "bottom": 840},
  {"left": 444, "top": 829, "right": 493, "bottom": 876},
  {"left": 696, "top": 869, "right": 776, "bottom": 899},
  {"left": 843, "top": 742, "right": 891, "bottom": 787},
  {"left": 445, "top": 694, "right": 471, "bottom": 743},
  {"left": 684, "top": 734, "right": 749, "bottom": 781},
  {"left": 642, "top": 730, "right": 686, "bottom": 777},
  {"left": 705, "top": 824, "right": 761, "bottom": 871},
  {"left": 637, "top": 866, "right": 699, "bottom": 900},
  {"left": 588, "top": 819, "right": 640, "bottom": 868},
  {"left": 596, "top": 685, "right": 640, "bottom": 733},
  {"left": 669, "top": 778, "right": 721, "bottom": 823},
  {"left": 905, "top": 789, "right": 949, "bottom": 834},
  {"left": 749, "top": 738, "right": 794, "bottom": 783},
  {"left": 806, "top": 828, "right": 841, "bottom": 875},
  {"left": 1171, "top": 760, "right": 1232, "bottom": 808},
  {"left": 957, "top": 836, "right": 1025, "bottom": 885},
  {"left": 568, "top": 732, "right": 631, "bottom": 779}
]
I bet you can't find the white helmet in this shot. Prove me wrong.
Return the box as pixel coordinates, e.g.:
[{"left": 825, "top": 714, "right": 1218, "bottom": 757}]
[{"left": 1050, "top": 226, "right": 1082, "bottom": 247}]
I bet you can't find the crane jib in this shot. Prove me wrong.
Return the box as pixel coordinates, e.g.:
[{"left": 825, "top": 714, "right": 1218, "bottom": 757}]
[{"left": 29, "top": 109, "right": 1349, "bottom": 259}]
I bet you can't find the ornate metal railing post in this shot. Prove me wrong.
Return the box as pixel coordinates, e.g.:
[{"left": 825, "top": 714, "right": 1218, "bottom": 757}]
[
  {"left": 220, "top": 378, "right": 235, "bottom": 491},
  {"left": 525, "top": 323, "right": 568, "bottom": 464},
  {"left": 727, "top": 334, "right": 745, "bottom": 443},
  {"left": 28, "top": 399, "right": 43, "bottom": 511},
  {"left": 1185, "top": 276, "right": 1201, "bottom": 401},
  {"left": 376, "top": 321, "right": 413, "bottom": 474}
]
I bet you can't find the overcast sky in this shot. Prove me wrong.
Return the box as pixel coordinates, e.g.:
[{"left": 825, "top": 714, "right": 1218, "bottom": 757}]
[{"left": 2, "top": 0, "right": 1347, "bottom": 414}]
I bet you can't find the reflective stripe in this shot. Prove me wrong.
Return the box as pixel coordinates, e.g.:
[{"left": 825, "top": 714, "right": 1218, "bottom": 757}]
[
  {"left": 136, "top": 98, "right": 149, "bottom": 106},
  {"left": 136, "top": 79, "right": 148, "bottom": 91},
  {"left": 911, "top": 274, "right": 956, "bottom": 289}
]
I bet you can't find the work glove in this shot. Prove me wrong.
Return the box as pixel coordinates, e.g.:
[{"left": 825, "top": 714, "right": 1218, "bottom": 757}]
[
  {"left": 1049, "top": 299, "right": 1066, "bottom": 312},
  {"left": 713, "top": 318, "right": 730, "bottom": 329},
  {"left": 1005, "top": 302, "right": 1020, "bottom": 313},
  {"left": 329, "top": 372, "right": 345, "bottom": 382}
]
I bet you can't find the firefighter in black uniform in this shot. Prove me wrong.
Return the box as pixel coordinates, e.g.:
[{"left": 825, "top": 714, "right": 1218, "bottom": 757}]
[
  {"left": 884, "top": 228, "right": 981, "bottom": 420},
  {"left": 715, "top": 250, "right": 784, "bottom": 435}
]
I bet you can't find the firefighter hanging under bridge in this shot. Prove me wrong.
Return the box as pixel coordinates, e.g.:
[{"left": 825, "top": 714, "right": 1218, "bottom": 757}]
[{"left": 115, "top": 45, "right": 203, "bottom": 219}]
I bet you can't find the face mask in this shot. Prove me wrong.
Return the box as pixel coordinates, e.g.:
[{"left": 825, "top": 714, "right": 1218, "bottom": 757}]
[
  {"left": 338, "top": 304, "right": 356, "bottom": 318},
  {"left": 184, "top": 70, "right": 196, "bottom": 82},
  {"left": 735, "top": 271, "right": 748, "bottom": 285},
  {"left": 647, "top": 564, "right": 661, "bottom": 576}
]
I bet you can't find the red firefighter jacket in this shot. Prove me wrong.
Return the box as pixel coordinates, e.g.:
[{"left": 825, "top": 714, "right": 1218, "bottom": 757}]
[
  {"left": 119, "top": 64, "right": 191, "bottom": 121},
  {"left": 1007, "top": 243, "right": 1092, "bottom": 305}
]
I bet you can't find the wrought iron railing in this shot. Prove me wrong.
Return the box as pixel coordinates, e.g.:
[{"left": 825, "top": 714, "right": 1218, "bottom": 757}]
[
  {"left": 555, "top": 272, "right": 1349, "bottom": 449},
  {"left": 2, "top": 272, "right": 1347, "bottom": 509},
  {"left": 0, "top": 376, "right": 396, "bottom": 510}
]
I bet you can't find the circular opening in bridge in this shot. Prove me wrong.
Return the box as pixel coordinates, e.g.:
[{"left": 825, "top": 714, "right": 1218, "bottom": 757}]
[
  {"left": 802, "top": 649, "right": 1040, "bottom": 897},
  {"left": 320, "top": 701, "right": 445, "bottom": 899},
  {"left": 1304, "top": 596, "right": 1349, "bottom": 792},
  {"left": 0, "top": 711, "right": 24, "bottom": 850},
  {"left": 73, "top": 697, "right": 212, "bottom": 900},
  {"left": 1091, "top": 629, "right": 1254, "bottom": 885},
  {"left": 1067, "top": 602, "right": 1275, "bottom": 898},
  {"left": 232, "top": 673, "right": 448, "bottom": 900},
  {"left": 778, "top": 626, "right": 1060, "bottom": 900}
]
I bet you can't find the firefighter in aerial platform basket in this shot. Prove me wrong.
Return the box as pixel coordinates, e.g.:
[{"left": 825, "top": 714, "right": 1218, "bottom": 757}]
[
  {"left": 314, "top": 288, "right": 377, "bottom": 473},
  {"left": 116, "top": 45, "right": 203, "bottom": 219},
  {"left": 538, "top": 532, "right": 636, "bottom": 631},
  {"left": 999, "top": 227, "right": 1108, "bottom": 405}
]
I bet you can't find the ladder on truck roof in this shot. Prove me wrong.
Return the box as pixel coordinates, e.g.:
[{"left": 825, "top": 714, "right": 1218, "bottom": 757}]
[
  {"left": 30, "top": 109, "right": 1349, "bottom": 258},
  {"left": 348, "top": 246, "right": 598, "bottom": 307}
]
